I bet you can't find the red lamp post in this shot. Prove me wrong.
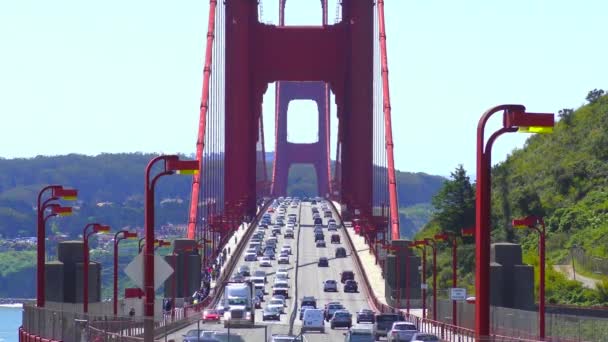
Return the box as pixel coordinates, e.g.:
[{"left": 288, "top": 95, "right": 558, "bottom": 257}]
[
  {"left": 113, "top": 230, "right": 138, "bottom": 315},
  {"left": 83, "top": 223, "right": 110, "bottom": 313},
  {"left": 513, "top": 215, "right": 547, "bottom": 339},
  {"left": 475, "top": 105, "right": 554, "bottom": 338},
  {"left": 424, "top": 238, "right": 438, "bottom": 321},
  {"left": 412, "top": 240, "right": 427, "bottom": 319},
  {"left": 143, "top": 155, "right": 199, "bottom": 339},
  {"left": 36, "top": 185, "right": 77, "bottom": 308}
]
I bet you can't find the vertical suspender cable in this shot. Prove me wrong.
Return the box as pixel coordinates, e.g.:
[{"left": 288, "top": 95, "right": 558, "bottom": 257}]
[
  {"left": 377, "top": 0, "right": 400, "bottom": 240},
  {"left": 188, "top": 0, "right": 218, "bottom": 239}
]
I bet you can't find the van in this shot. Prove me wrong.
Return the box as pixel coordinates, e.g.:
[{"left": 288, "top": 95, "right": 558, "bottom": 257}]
[{"left": 301, "top": 308, "right": 325, "bottom": 333}]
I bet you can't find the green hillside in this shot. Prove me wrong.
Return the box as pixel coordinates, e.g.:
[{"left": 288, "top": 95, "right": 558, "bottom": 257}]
[
  {"left": 415, "top": 89, "right": 608, "bottom": 306},
  {"left": 0, "top": 153, "right": 443, "bottom": 297}
]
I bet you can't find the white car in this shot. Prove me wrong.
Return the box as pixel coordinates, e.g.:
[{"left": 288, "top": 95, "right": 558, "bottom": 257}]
[
  {"left": 281, "top": 245, "right": 292, "bottom": 255},
  {"left": 276, "top": 269, "right": 289, "bottom": 280},
  {"left": 259, "top": 257, "right": 272, "bottom": 267},
  {"left": 284, "top": 229, "right": 295, "bottom": 238},
  {"left": 268, "top": 298, "right": 286, "bottom": 313},
  {"left": 278, "top": 255, "right": 290, "bottom": 264}
]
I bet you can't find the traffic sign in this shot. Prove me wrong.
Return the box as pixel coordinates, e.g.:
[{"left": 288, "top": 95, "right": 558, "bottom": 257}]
[
  {"left": 450, "top": 288, "right": 467, "bottom": 301},
  {"left": 124, "top": 252, "right": 174, "bottom": 291},
  {"left": 421, "top": 283, "right": 428, "bottom": 290}
]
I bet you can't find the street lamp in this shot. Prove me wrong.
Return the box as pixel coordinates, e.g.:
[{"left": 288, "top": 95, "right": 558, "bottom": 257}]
[
  {"left": 475, "top": 105, "right": 553, "bottom": 338},
  {"left": 113, "top": 230, "right": 138, "bottom": 315},
  {"left": 512, "top": 215, "right": 547, "bottom": 339},
  {"left": 36, "top": 185, "right": 77, "bottom": 308},
  {"left": 424, "top": 238, "right": 438, "bottom": 321},
  {"left": 155, "top": 240, "right": 171, "bottom": 251},
  {"left": 138, "top": 238, "right": 167, "bottom": 253},
  {"left": 412, "top": 240, "right": 427, "bottom": 319},
  {"left": 143, "top": 155, "right": 199, "bottom": 340},
  {"left": 83, "top": 223, "right": 111, "bottom": 313}
]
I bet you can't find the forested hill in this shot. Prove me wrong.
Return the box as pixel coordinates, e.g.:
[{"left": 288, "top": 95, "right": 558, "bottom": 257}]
[
  {"left": 416, "top": 90, "right": 608, "bottom": 305},
  {"left": 0, "top": 153, "right": 444, "bottom": 239}
]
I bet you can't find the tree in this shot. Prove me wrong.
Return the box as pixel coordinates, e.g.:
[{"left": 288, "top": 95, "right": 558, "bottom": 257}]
[
  {"left": 431, "top": 165, "right": 475, "bottom": 235},
  {"left": 558, "top": 108, "right": 574, "bottom": 125},
  {"left": 586, "top": 89, "right": 605, "bottom": 104}
]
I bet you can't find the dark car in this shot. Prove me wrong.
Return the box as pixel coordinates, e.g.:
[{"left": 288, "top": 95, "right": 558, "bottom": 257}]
[
  {"left": 330, "top": 310, "right": 352, "bottom": 329},
  {"left": 318, "top": 257, "right": 329, "bottom": 267},
  {"left": 340, "top": 270, "right": 355, "bottom": 283},
  {"left": 335, "top": 247, "right": 347, "bottom": 258},
  {"left": 344, "top": 279, "right": 358, "bottom": 293},
  {"left": 375, "top": 313, "right": 404, "bottom": 339},
  {"left": 263, "top": 306, "right": 281, "bottom": 321},
  {"left": 314, "top": 232, "right": 324, "bottom": 241},
  {"left": 356, "top": 309, "right": 375, "bottom": 323},
  {"left": 314, "top": 217, "right": 323, "bottom": 225},
  {"left": 331, "top": 234, "right": 340, "bottom": 244},
  {"left": 301, "top": 296, "right": 317, "bottom": 308}
]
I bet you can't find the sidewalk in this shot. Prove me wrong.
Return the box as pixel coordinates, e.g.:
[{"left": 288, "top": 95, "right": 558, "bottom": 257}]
[{"left": 209, "top": 221, "right": 250, "bottom": 289}]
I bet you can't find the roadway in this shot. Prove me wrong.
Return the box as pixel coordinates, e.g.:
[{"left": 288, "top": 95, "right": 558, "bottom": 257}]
[{"left": 166, "top": 199, "right": 374, "bottom": 342}]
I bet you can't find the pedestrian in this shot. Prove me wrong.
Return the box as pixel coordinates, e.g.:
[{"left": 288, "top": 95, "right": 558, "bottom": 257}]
[{"left": 129, "top": 308, "right": 135, "bottom": 317}]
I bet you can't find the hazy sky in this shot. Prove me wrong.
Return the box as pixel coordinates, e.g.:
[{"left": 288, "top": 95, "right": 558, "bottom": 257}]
[{"left": 1, "top": 1, "right": 606, "bottom": 176}]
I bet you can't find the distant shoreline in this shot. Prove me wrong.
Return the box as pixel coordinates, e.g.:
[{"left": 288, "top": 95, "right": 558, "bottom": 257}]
[{"left": 0, "top": 298, "right": 32, "bottom": 305}]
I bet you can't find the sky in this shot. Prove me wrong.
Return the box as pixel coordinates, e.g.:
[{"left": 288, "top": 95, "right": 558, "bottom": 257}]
[{"left": 1, "top": 0, "right": 606, "bottom": 177}]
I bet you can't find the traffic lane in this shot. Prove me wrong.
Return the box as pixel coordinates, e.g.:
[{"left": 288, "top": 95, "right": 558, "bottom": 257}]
[
  {"left": 252, "top": 205, "right": 300, "bottom": 327},
  {"left": 166, "top": 203, "right": 299, "bottom": 340},
  {"left": 296, "top": 205, "right": 373, "bottom": 342}
]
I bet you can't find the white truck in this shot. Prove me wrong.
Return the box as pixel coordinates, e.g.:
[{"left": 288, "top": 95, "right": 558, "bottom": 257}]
[{"left": 222, "top": 281, "right": 254, "bottom": 327}]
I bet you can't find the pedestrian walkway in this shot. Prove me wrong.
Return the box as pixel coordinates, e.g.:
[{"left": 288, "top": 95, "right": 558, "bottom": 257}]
[{"left": 209, "top": 221, "right": 250, "bottom": 290}]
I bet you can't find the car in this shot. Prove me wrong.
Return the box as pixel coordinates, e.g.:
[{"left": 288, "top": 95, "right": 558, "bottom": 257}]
[
  {"left": 301, "top": 296, "right": 317, "bottom": 308},
  {"left": 281, "top": 245, "right": 292, "bottom": 255},
  {"left": 276, "top": 268, "right": 289, "bottom": 279},
  {"left": 328, "top": 218, "right": 336, "bottom": 225},
  {"left": 323, "top": 279, "right": 338, "bottom": 292},
  {"left": 272, "top": 227, "right": 281, "bottom": 235},
  {"left": 330, "top": 310, "right": 352, "bottom": 329},
  {"left": 278, "top": 255, "right": 290, "bottom": 264},
  {"left": 316, "top": 240, "right": 326, "bottom": 247},
  {"left": 344, "top": 324, "right": 375, "bottom": 342},
  {"left": 344, "top": 279, "right": 358, "bottom": 293},
  {"left": 331, "top": 234, "right": 340, "bottom": 243},
  {"left": 410, "top": 333, "right": 440, "bottom": 342},
  {"left": 284, "top": 229, "right": 294, "bottom": 238},
  {"left": 318, "top": 257, "right": 329, "bottom": 267},
  {"left": 374, "top": 313, "right": 404, "bottom": 339},
  {"left": 253, "top": 270, "right": 267, "bottom": 282},
  {"left": 182, "top": 329, "right": 205, "bottom": 342},
  {"left": 230, "top": 274, "right": 246, "bottom": 283},
  {"left": 341, "top": 270, "right": 355, "bottom": 283},
  {"left": 314, "top": 217, "right": 323, "bottom": 225},
  {"left": 272, "top": 281, "right": 289, "bottom": 297},
  {"left": 202, "top": 309, "right": 221, "bottom": 322},
  {"left": 270, "top": 334, "right": 303, "bottom": 342},
  {"left": 335, "top": 247, "right": 347, "bottom": 258},
  {"left": 244, "top": 253, "right": 258, "bottom": 261},
  {"left": 356, "top": 309, "right": 375, "bottom": 324},
  {"left": 250, "top": 276, "right": 265, "bottom": 288},
  {"left": 263, "top": 306, "right": 281, "bottom": 321},
  {"left": 302, "top": 308, "right": 325, "bottom": 333},
  {"left": 260, "top": 257, "right": 272, "bottom": 267},
  {"left": 314, "top": 232, "right": 324, "bottom": 241},
  {"left": 263, "top": 249, "right": 276, "bottom": 259},
  {"left": 387, "top": 321, "right": 418, "bottom": 342},
  {"left": 268, "top": 298, "right": 286, "bottom": 313},
  {"left": 324, "top": 210, "right": 332, "bottom": 218},
  {"left": 324, "top": 303, "right": 345, "bottom": 321},
  {"left": 299, "top": 305, "right": 315, "bottom": 320},
  {"left": 237, "top": 265, "right": 250, "bottom": 277},
  {"left": 328, "top": 224, "right": 338, "bottom": 231},
  {"left": 314, "top": 226, "right": 323, "bottom": 234}
]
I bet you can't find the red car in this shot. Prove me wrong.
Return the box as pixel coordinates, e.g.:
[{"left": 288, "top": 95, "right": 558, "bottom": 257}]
[{"left": 202, "top": 309, "right": 221, "bottom": 322}]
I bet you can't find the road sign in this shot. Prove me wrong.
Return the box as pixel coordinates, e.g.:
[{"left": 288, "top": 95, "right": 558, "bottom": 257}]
[
  {"left": 421, "top": 283, "right": 428, "bottom": 290},
  {"left": 450, "top": 288, "right": 467, "bottom": 301},
  {"left": 124, "top": 252, "right": 174, "bottom": 291}
]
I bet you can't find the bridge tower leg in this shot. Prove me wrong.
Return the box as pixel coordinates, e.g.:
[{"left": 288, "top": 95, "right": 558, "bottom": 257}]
[{"left": 272, "top": 81, "right": 330, "bottom": 197}]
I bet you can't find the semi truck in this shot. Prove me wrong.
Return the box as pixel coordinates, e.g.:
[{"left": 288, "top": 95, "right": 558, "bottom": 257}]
[{"left": 222, "top": 281, "right": 255, "bottom": 327}]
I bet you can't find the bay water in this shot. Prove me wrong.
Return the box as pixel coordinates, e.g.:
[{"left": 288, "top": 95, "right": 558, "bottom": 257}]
[{"left": 0, "top": 305, "right": 21, "bottom": 342}]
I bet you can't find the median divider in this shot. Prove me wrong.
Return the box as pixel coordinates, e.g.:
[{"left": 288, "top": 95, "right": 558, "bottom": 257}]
[{"left": 288, "top": 203, "right": 303, "bottom": 335}]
